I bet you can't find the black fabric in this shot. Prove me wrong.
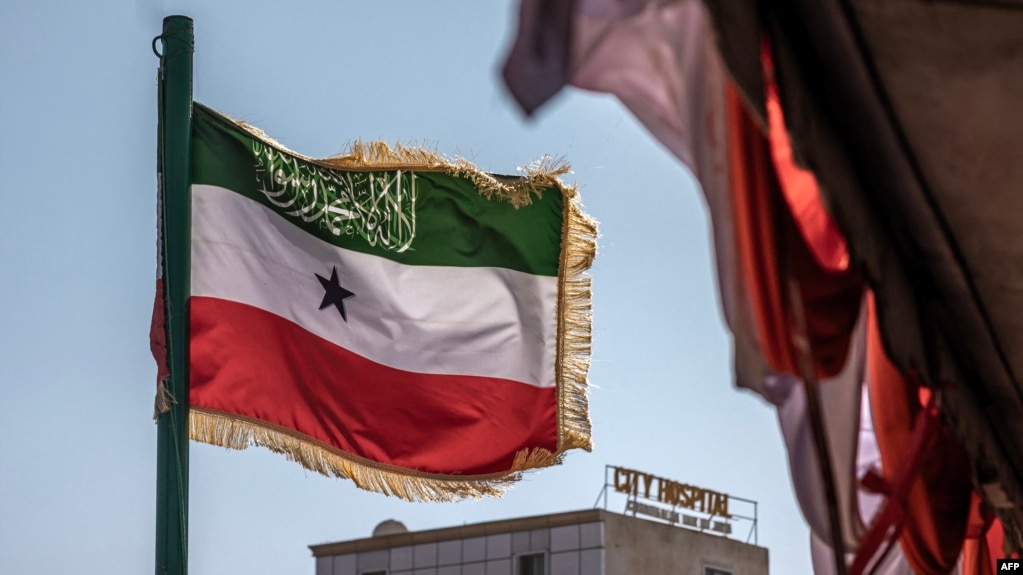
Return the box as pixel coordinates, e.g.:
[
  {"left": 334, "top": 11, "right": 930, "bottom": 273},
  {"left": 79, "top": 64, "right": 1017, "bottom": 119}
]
[{"left": 500, "top": 0, "right": 577, "bottom": 115}]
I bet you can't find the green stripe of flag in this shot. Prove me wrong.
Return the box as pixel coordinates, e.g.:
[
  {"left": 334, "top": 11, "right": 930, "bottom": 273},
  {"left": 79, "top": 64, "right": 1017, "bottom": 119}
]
[{"left": 190, "top": 104, "right": 564, "bottom": 276}]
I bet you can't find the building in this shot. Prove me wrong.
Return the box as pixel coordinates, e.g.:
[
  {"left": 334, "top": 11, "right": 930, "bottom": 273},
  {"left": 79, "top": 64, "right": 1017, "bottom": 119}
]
[{"left": 309, "top": 508, "right": 769, "bottom": 575}]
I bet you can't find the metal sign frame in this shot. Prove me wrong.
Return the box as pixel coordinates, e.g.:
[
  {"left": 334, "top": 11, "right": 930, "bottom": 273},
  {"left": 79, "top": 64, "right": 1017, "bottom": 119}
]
[{"left": 593, "top": 465, "right": 759, "bottom": 545}]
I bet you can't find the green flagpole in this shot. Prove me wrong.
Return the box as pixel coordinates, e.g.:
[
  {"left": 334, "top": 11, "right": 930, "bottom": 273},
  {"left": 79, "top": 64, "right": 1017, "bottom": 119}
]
[{"left": 155, "top": 15, "right": 193, "bottom": 575}]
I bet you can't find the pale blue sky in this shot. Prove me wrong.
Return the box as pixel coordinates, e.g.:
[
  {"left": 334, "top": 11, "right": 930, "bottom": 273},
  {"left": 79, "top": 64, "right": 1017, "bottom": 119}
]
[{"left": 0, "top": 1, "right": 811, "bottom": 573}]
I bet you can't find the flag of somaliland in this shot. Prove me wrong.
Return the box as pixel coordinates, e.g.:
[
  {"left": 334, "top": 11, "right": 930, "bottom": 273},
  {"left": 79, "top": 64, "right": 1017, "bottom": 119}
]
[{"left": 160, "top": 103, "right": 596, "bottom": 501}]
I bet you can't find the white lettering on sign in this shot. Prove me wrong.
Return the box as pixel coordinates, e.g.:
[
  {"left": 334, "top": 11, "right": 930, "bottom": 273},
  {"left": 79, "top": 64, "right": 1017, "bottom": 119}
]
[{"left": 626, "top": 500, "right": 681, "bottom": 524}]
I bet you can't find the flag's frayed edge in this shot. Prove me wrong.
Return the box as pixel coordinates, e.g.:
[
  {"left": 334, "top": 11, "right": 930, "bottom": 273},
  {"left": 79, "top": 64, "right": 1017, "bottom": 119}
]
[
  {"left": 557, "top": 184, "right": 596, "bottom": 454},
  {"left": 189, "top": 103, "right": 597, "bottom": 501},
  {"left": 328, "top": 140, "right": 573, "bottom": 209},
  {"left": 191, "top": 407, "right": 562, "bottom": 502}
]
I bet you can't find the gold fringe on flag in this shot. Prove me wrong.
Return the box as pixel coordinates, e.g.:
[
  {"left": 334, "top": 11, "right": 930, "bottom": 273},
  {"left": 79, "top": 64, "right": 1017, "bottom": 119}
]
[
  {"left": 153, "top": 379, "right": 173, "bottom": 420},
  {"left": 557, "top": 182, "right": 597, "bottom": 454},
  {"left": 192, "top": 407, "right": 566, "bottom": 502},
  {"left": 189, "top": 104, "right": 597, "bottom": 502}
]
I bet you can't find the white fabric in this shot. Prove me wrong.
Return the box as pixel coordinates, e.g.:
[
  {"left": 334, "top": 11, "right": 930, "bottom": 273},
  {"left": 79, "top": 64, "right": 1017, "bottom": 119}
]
[
  {"left": 811, "top": 530, "right": 917, "bottom": 575},
  {"left": 776, "top": 301, "right": 867, "bottom": 550},
  {"left": 191, "top": 184, "right": 559, "bottom": 387}
]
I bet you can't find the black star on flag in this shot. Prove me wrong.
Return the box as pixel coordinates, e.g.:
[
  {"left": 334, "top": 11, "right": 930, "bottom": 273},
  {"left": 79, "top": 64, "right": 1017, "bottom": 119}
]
[{"left": 315, "top": 266, "right": 355, "bottom": 322}]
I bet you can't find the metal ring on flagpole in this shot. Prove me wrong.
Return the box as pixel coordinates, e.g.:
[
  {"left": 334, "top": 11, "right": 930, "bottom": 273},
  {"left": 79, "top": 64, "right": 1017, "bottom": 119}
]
[{"left": 152, "top": 35, "right": 165, "bottom": 58}]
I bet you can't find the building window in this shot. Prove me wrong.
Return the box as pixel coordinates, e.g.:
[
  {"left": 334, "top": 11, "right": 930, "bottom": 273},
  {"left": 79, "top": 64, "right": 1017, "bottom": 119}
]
[
  {"left": 518, "top": 552, "right": 546, "bottom": 575},
  {"left": 704, "top": 567, "right": 732, "bottom": 575},
  {"left": 360, "top": 571, "right": 387, "bottom": 575}
]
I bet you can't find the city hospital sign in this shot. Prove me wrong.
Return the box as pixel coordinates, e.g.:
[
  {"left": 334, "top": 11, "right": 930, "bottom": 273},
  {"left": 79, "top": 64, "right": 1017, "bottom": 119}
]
[{"left": 612, "top": 466, "right": 733, "bottom": 535}]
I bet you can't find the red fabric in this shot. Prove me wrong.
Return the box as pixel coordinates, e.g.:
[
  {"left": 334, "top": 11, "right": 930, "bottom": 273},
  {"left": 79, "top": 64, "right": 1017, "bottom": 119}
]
[
  {"left": 150, "top": 278, "right": 169, "bottom": 386},
  {"left": 962, "top": 502, "right": 1020, "bottom": 575},
  {"left": 727, "top": 83, "right": 793, "bottom": 374},
  {"left": 962, "top": 492, "right": 996, "bottom": 575},
  {"left": 189, "top": 297, "right": 558, "bottom": 475},
  {"left": 726, "top": 83, "right": 862, "bottom": 379},
  {"left": 761, "top": 36, "right": 850, "bottom": 273},
  {"left": 987, "top": 518, "right": 1022, "bottom": 568},
  {"left": 867, "top": 294, "right": 972, "bottom": 575},
  {"left": 987, "top": 520, "right": 1004, "bottom": 572}
]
